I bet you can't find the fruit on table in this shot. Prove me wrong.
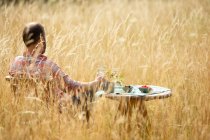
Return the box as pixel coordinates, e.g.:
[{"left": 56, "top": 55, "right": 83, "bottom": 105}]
[{"left": 139, "top": 85, "right": 152, "bottom": 93}]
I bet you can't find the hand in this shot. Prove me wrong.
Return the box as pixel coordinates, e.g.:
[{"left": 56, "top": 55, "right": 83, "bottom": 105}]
[{"left": 95, "top": 76, "right": 114, "bottom": 93}]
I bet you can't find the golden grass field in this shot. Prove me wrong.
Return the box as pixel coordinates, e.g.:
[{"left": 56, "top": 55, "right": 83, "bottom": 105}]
[{"left": 0, "top": 0, "right": 210, "bottom": 139}]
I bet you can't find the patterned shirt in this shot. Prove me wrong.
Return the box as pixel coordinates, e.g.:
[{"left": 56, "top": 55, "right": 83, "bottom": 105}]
[{"left": 9, "top": 54, "right": 96, "bottom": 95}]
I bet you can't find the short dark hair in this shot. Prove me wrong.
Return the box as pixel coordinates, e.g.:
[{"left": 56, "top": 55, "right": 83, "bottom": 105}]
[{"left": 22, "top": 22, "right": 46, "bottom": 54}]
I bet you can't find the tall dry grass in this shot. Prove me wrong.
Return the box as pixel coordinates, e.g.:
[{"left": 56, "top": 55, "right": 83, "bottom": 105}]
[{"left": 0, "top": 0, "right": 210, "bottom": 139}]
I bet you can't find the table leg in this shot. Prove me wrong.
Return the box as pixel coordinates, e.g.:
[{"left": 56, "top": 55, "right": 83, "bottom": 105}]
[
  {"left": 115, "top": 98, "right": 150, "bottom": 136},
  {"left": 136, "top": 100, "right": 151, "bottom": 137},
  {"left": 115, "top": 98, "right": 130, "bottom": 120}
]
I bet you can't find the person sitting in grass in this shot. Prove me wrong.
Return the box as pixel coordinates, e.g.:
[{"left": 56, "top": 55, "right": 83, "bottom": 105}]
[{"left": 9, "top": 22, "right": 105, "bottom": 99}]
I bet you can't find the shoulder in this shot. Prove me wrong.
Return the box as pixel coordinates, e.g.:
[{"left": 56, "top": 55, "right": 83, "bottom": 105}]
[
  {"left": 11, "top": 56, "right": 26, "bottom": 65},
  {"left": 44, "top": 59, "right": 66, "bottom": 77},
  {"left": 44, "top": 58, "right": 56, "bottom": 66},
  {"left": 13, "top": 56, "right": 25, "bottom": 61},
  {"left": 39, "top": 55, "right": 60, "bottom": 69},
  {"left": 43, "top": 58, "right": 60, "bottom": 70},
  {"left": 41, "top": 55, "right": 57, "bottom": 67},
  {"left": 14, "top": 55, "right": 24, "bottom": 60},
  {"left": 9, "top": 56, "right": 25, "bottom": 74}
]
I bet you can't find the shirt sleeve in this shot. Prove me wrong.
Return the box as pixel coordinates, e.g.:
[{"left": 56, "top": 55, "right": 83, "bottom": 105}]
[
  {"left": 63, "top": 75, "right": 99, "bottom": 93},
  {"left": 48, "top": 61, "right": 99, "bottom": 93},
  {"left": 48, "top": 61, "right": 83, "bottom": 91}
]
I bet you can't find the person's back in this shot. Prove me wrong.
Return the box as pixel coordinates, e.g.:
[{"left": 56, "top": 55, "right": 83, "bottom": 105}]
[{"left": 9, "top": 22, "right": 104, "bottom": 97}]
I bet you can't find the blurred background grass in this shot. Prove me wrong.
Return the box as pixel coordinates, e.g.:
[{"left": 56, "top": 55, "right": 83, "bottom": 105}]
[{"left": 0, "top": 0, "right": 209, "bottom": 139}]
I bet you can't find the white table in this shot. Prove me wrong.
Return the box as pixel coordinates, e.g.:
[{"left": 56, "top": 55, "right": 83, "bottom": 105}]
[{"left": 96, "top": 85, "right": 172, "bottom": 133}]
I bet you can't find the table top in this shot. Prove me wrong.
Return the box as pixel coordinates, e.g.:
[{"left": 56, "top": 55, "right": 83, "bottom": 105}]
[{"left": 96, "top": 85, "right": 172, "bottom": 101}]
